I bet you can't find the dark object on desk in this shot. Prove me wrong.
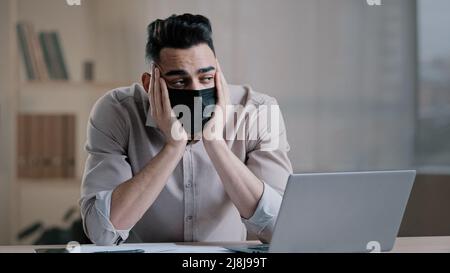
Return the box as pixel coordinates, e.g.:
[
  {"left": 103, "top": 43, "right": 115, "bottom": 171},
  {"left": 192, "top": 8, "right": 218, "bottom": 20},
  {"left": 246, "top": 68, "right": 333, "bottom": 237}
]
[
  {"left": 35, "top": 248, "right": 145, "bottom": 254},
  {"left": 35, "top": 248, "right": 70, "bottom": 253},
  {"left": 93, "top": 249, "right": 145, "bottom": 254},
  {"left": 227, "top": 244, "right": 270, "bottom": 253},
  {"left": 17, "top": 207, "right": 91, "bottom": 245}
]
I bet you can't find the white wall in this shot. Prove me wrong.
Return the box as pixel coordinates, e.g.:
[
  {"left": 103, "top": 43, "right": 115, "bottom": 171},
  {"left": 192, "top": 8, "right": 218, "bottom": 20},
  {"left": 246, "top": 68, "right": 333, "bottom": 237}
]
[
  {"left": 232, "top": 0, "right": 417, "bottom": 171},
  {"left": 89, "top": 0, "right": 417, "bottom": 172}
]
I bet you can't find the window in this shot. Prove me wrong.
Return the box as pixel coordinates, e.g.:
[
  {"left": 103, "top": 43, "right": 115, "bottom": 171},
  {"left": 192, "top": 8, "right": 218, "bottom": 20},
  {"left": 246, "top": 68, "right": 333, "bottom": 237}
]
[{"left": 416, "top": 0, "right": 450, "bottom": 170}]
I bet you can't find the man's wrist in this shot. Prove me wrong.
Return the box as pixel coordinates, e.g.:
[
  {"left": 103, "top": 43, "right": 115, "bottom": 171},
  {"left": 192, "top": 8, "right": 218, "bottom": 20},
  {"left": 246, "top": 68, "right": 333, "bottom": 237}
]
[
  {"left": 203, "top": 137, "right": 227, "bottom": 152},
  {"left": 163, "top": 141, "right": 186, "bottom": 156}
]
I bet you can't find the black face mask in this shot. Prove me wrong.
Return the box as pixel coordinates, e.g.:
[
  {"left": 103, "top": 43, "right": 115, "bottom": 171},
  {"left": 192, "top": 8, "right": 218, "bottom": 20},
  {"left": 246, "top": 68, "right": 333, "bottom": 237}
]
[{"left": 168, "top": 87, "right": 217, "bottom": 137}]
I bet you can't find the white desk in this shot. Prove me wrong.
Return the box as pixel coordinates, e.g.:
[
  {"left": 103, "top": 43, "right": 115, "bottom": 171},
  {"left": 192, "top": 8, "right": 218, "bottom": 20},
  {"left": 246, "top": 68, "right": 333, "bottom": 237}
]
[{"left": 0, "top": 237, "right": 449, "bottom": 253}]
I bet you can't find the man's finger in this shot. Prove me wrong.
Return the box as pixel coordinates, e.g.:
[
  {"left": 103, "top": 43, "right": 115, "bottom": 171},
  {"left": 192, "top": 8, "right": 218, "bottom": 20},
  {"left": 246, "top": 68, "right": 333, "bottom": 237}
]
[
  {"left": 217, "top": 61, "right": 230, "bottom": 105},
  {"left": 160, "top": 77, "right": 172, "bottom": 115},
  {"left": 154, "top": 68, "right": 163, "bottom": 117},
  {"left": 218, "top": 62, "right": 227, "bottom": 83},
  {"left": 149, "top": 65, "right": 156, "bottom": 117},
  {"left": 215, "top": 61, "right": 225, "bottom": 105}
]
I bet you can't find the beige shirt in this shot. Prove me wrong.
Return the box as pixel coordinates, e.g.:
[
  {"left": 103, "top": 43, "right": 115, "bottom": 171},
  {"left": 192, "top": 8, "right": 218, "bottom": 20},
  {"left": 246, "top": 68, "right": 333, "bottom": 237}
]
[{"left": 79, "top": 83, "right": 292, "bottom": 246}]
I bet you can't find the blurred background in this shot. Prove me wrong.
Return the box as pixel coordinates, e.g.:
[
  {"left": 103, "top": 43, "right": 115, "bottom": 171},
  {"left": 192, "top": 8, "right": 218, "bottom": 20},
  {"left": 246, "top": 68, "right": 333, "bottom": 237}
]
[{"left": 0, "top": 0, "right": 449, "bottom": 245}]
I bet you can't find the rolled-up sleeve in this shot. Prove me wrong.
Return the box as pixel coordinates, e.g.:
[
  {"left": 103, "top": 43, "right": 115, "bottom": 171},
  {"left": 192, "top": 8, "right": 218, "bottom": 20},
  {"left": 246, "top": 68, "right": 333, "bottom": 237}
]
[
  {"left": 242, "top": 97, "right": 293, "bottom": 243},
  {"left": 79, "top": 92, "right": 133, "bottom": 246}
]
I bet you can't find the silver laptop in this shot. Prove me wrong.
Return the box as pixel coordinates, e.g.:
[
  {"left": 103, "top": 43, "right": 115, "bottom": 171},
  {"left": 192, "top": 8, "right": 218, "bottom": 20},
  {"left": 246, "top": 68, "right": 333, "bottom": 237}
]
[{"left": 228, "top": 170, "right": 416, "bottom": 253}]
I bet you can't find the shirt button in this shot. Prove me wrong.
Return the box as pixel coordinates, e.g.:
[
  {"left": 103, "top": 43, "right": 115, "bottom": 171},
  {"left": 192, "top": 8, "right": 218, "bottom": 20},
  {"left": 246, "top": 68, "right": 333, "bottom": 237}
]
[
  {"left": 186, "top": 216, "right": 193, "bottom": 221},
  {"left": 185, "top": 183, "right": 192, "bottom": 188}
]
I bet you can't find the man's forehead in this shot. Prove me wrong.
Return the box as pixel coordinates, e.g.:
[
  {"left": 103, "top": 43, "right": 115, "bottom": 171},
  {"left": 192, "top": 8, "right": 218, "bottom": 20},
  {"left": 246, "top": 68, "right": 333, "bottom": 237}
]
[{"left": 158, "top": 44, "right": 216, "bottom": 74}]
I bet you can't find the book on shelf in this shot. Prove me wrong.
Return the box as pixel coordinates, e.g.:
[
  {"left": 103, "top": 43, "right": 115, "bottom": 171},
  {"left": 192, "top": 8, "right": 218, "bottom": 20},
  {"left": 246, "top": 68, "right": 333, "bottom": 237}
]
[
  {"left": 17, "top": 114, "right": 76, "bottom": 180},
  {"left": 17, "top": 22, "right": 36, "bottom": 81},
  {"left": 40, "top": 32, "right": 70, "bottom": 80},
  {"left": 17, "top": 22, "right": 69, "bottom": 82}
]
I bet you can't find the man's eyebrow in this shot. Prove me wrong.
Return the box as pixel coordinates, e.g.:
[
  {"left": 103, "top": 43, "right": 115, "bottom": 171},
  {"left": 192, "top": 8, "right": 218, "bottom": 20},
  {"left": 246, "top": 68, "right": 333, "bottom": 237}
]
[
  {"left": 164, "top": 66, "right": 216, "bottom": 77},
  {"left": 164, "top": 69, "right": 189, "bottom": 77},
  {"left": 197, "top": 66, "right": 216, "bottom": 74}
]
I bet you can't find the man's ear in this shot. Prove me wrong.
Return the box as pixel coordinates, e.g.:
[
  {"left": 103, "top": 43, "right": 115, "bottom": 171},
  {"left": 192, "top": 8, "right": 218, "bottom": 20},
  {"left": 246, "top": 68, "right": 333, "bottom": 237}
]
[{"left": 142, "top": 72, "right": 151, "bottom": 93}]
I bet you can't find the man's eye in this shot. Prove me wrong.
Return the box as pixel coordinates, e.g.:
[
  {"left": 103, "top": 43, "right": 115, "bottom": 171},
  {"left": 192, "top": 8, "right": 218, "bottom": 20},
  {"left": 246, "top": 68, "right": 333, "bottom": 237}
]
[
  {"left": 201, "top": 76, "right": 214, "bottom": 83},
  {"left": 172, "top": 80, "right": 185, "bottom": 87}
]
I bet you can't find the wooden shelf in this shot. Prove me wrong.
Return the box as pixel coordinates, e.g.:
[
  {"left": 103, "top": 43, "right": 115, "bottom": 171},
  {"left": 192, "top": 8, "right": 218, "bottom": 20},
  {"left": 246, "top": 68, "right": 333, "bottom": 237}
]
[
  {"left": 18, "top": 80, "right": 130, "bottom": 113},
  {"left": 19, "top": 81, "right": 129, "bottom": 91},
  {"left": 17, "top": 82, "right": 121, "bottom": 114},
  {"left": 17, "top": 178, "right": 81, "bottom": 187}
]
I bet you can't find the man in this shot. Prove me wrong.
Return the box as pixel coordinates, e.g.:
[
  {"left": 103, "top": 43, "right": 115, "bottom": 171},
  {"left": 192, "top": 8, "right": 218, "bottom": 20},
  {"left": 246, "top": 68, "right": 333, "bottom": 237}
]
[{"left": 80, "top": 13, "right": 292, "bottom": 246}]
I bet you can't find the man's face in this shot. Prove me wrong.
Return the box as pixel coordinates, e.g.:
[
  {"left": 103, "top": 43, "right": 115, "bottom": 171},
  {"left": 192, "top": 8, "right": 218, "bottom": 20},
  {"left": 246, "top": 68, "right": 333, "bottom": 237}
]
[
  {"left": 157, "top": 43, "right": 217, "bottom": 90},
  {"left": 141, "top": 43, "right": 218, "bottom": 141}
]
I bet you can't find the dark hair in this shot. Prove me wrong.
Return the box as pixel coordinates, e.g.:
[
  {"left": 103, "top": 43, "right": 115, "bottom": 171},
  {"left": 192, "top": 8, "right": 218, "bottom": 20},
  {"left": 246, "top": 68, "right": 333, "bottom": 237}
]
[{"left": 145, "top": 13, "right": 215, "bottom": 63}]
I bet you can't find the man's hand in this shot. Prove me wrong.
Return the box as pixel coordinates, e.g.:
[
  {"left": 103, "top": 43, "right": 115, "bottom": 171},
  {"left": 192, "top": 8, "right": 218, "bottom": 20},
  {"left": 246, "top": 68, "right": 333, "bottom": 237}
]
[
  {"left": 149, "top": 65, "right": 188, "bottom": 149},
  {"left": 203, "top": 61, "right": 230, "bottom": 143},
  {"left": 201, "top": 61, "right": 264, "bottom": 219}
]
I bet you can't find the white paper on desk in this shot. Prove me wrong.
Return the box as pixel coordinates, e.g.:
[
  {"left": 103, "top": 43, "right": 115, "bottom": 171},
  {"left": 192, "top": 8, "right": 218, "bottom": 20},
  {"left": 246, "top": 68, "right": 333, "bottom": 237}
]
[
  {"left": 159, "top": 245, "right": 232, "bottom": 253},
  {"left": 78, "top": 243, "right": 174, "bottom": 253},
  {"left": 78, "top": 243, "right": 232, "bottom": 253}
]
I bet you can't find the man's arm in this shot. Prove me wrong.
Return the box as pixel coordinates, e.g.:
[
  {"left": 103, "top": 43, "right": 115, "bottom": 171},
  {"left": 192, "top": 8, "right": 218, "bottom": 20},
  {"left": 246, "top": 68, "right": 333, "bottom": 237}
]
[
  {"left": 111, "top": 66, "right": 188, "bottom": 230},
  {"left": 202, "top": 62, "right": 263, "bottom": 219},
  {"left": 203, "top": 139, "right": 264, "bottom": 219},
  {"left": 203, "top": 62, "right": 292, "bottom": 242},
  {"left": 110, "top": 144, "right": 184, "bottom": 230}
]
